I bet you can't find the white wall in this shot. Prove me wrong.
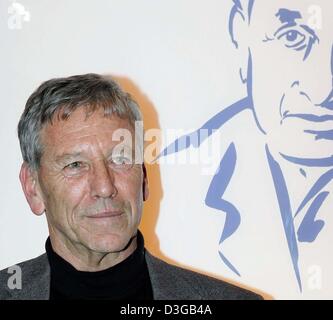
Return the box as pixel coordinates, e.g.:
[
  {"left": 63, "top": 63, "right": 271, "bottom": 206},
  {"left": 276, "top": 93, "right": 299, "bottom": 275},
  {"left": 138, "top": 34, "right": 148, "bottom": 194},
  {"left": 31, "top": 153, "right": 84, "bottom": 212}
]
[{"left": 1, "top": 0, "right": 332, "bottom": 299}]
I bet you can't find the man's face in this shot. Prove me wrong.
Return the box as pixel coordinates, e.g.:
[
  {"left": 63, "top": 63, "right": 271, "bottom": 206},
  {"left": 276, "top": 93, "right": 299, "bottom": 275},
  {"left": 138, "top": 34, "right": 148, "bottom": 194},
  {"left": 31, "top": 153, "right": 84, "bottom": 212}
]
[
  {"left": 34, "top": 108, "right": 147, "bottom": 253},
  {"left": 245, "top": 0, "right": 333, "bottom": 159}
]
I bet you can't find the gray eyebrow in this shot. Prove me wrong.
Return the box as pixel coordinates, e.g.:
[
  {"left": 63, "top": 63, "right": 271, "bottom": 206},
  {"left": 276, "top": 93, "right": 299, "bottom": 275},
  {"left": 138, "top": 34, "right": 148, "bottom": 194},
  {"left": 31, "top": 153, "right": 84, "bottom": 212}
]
[
  {"left": 275, "top": 8, "right": 302, "bottom": 25},
  {"left": 55, "top": 152, "right": 83, "bottom": 162}
]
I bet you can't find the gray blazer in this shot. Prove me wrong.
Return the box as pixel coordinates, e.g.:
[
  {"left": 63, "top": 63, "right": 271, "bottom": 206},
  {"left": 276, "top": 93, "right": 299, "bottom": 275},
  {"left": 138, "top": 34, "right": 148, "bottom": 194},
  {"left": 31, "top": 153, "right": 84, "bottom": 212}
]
[{"left": 0, "top": 251, "right": 261, "bottom": 300}]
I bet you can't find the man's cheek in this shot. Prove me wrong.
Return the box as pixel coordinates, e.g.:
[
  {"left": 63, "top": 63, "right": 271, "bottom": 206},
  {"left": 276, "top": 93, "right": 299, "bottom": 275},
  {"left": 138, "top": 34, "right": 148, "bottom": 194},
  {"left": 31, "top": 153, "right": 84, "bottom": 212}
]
[
  {"left": 62, "top": 177, "right": 90, "bottom": 200},
  {"left": 252, "top": 90, "right": 276, "bottom": 129}
]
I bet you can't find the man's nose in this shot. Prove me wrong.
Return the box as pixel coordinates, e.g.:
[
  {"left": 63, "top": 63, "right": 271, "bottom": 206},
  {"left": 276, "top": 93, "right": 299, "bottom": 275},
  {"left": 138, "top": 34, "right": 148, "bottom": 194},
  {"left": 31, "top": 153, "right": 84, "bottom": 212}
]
[
  {"left": 317, "top": 45, "right": 333, "bottom": 110},
  {"left": 311, "top": 45, "right": 333, "bottom": 109},
  {"left": 90, "top": 161, "right": 117, "bottom": 199}
]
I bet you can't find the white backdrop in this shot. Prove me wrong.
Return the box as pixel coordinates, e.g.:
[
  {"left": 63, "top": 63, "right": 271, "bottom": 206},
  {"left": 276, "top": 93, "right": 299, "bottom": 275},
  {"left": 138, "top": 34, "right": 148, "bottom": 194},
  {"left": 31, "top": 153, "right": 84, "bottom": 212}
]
[{"left": 1, "top": 0, "right": 332, "bottom": 299}]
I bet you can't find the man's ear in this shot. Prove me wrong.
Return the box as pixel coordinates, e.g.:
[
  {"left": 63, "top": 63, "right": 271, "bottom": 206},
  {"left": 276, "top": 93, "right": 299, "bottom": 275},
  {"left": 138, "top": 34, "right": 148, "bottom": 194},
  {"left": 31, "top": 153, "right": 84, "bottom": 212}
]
[
  {"left": 19, "top": 162, "right": 45, "bottom": 216},
  {"left": 229, "top": 1, "right": 251, "bottom": 83},
  {"left": 142, "top": 164, "right": 149, "bottom": 201}
]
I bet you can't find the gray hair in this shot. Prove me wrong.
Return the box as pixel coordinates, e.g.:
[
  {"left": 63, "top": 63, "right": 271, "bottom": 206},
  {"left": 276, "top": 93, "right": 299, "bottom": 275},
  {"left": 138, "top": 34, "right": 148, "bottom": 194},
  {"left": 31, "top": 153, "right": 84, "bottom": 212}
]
[{"left": 18, "top": 73, "right": 142, "bottom": 170}]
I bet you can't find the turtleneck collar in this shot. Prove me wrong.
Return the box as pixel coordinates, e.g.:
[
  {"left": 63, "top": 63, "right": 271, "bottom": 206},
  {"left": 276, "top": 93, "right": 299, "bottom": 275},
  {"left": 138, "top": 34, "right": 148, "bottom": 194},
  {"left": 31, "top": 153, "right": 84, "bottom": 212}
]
[{"left": 45, "top": 230, "right": 153, "bottom": 300}]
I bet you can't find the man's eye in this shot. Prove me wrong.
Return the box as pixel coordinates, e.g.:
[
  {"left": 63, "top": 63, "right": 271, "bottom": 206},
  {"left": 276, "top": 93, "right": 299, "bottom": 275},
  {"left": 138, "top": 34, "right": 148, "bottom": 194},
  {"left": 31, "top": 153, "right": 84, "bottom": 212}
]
[
  {"left": 274, "top": 26, "right": 318, "bottom": 60},
  {"left": 277, "top": 30, "right": 306, "bottom": 49},
  {"left": 64, "top": 161, "right": 83, "bottom": 170}
]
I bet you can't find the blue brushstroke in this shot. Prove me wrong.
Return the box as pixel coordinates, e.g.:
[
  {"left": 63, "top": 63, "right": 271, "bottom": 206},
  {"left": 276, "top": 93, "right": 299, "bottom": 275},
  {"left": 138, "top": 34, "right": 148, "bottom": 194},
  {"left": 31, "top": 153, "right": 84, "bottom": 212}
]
[
  {"left": 300, "top": 25, "right": 319, "bottom": 61},
  {"left": 229, "top": 1, "right": 245, "bottom": 49},
  {"left": 295, "top": 168, "right": 333, "bottom": 217},
  {"left": 246, "top": 50, "right": 266, "bottom": 135},
  {"left": 229, "top": 0, "right": 255, "bottom": 44},
  {"left": 276, "top": 8, "right": 302, "bottom": 24},
  {"left": 281, "top": 153, "right": 333, "bottom": 167},
  {"left": 316, "top": 47, "right": 333, "bottom": 109},
  {"left": 205, "top": 143, "right": 241, "bottom": 276},
  {"left": 300, "top": 91, "right": 311, "bottom": 102},
  {"left": 219, "top": 251, "right": 240, "bottom": 277},
  {"left": 319, "top": 91, "right": 333, "bottom": 110},
  {"left": 158, "top": 97, "right": 250, "bottom": 158},
  {"left": 266, "top": 145, "right": 302, "bottom": 292},
  {"left": 283, "top": 113, "right": 333, "bottom": 122},
  {"left": 304, "top": 129, "right": 333, "bottom": 140},
  {"left": 297, "top": 192, "right": 327, "bottom": 243},
  {"left": 247, "top": 0, "right": 255, "bottom": 23},
  {"left": 279, "top": 94, "right": 286, "bottom": 118}
]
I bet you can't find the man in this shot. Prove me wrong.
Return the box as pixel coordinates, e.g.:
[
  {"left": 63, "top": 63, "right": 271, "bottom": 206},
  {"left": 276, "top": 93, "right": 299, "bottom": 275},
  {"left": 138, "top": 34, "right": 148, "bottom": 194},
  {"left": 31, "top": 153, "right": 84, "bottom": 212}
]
[
  {"left": 0, "top": 73, "right": 260, "bottom": 300},
  {"left": 160, "top": 0, "right": 333, "bottom": 295}
]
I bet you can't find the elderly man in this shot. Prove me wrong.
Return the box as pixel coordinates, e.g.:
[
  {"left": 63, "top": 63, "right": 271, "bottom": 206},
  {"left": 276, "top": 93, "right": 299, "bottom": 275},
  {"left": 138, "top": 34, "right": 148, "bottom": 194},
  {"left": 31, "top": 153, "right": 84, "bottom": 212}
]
[
  {"left": 160, "top": 0, "right": 333, "bottom": 295},
  {"left": 0, "top": 73, "right": 260, "bottom": 300}
]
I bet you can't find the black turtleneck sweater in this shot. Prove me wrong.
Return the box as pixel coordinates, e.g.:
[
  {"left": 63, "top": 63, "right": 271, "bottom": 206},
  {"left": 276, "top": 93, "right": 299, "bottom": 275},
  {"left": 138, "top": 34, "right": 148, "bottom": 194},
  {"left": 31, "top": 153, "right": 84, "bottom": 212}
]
[{"left": 45, "top": 231, "right": 153, "bottom": 300}]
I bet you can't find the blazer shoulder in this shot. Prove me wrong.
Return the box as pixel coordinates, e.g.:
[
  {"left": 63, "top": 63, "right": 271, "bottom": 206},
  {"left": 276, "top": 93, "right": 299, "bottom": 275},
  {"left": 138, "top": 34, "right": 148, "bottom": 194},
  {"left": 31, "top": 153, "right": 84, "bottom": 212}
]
[
  {"left": 0, "top": 253, "right": 49, "bottom": 275},
  {"left": 145, "top": 251, "right": 262, "bottom": 300},
  {"left": 0, "top": 254, "right": 50, "bottom": 300}
]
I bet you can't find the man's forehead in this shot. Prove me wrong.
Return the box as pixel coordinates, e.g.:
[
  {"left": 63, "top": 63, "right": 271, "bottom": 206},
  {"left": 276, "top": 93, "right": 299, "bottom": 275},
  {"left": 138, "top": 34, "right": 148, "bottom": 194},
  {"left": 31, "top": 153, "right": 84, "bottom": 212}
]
[
  {"left": 41, "top": 108, "right": 134, "bottom": 144},
  {"left": 252, "top": 0, "right": 327, "bottom": 18},
  {"left": 46, "top": 108, "right": 131, "bottom": 130},
  {"left": 254, "top": 0, "right": 325, "bottom": 10},
  {"left": 249, "top": 0, "right": 331, "bottom": 36}
]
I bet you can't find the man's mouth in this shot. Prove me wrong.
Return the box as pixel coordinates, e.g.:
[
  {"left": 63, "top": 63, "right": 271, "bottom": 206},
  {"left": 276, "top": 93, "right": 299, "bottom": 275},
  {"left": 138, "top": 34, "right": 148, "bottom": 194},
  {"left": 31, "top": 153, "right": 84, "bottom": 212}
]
[
  {"left": 282, "top": 113, "right": 333, "bottom": 123},
  {"left": 279, "top": 94, "right": 333, "bottom": 123},
  {"left": 86, "top": 211, "right": 124, "bottom": 218},
  {"left": 303, "top": 129, "right": 333, "bottom": 141}
]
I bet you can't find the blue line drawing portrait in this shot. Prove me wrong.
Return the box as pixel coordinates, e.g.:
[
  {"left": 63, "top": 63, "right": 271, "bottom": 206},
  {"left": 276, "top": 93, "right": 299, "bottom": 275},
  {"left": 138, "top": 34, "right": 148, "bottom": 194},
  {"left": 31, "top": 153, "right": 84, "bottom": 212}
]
[{"left": 159, "top": 0, "right": 333, "bottom": 294}]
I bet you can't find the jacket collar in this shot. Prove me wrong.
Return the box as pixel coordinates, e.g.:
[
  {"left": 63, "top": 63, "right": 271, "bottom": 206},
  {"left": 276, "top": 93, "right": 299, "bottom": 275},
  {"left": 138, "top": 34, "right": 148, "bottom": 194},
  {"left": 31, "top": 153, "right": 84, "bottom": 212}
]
[{"left": 6, "top": 250, "right": 187, "bottom": 300}]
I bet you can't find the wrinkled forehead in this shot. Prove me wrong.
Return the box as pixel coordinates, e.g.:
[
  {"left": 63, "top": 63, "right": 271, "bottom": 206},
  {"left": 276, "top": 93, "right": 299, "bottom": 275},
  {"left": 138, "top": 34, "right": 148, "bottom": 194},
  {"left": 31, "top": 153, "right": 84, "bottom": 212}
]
[
  {"left": 40, "top": 108, "right": 136, "bottom": 146},
  {"left": 251, "top": 0, "right": 331, "bottom": 32}
]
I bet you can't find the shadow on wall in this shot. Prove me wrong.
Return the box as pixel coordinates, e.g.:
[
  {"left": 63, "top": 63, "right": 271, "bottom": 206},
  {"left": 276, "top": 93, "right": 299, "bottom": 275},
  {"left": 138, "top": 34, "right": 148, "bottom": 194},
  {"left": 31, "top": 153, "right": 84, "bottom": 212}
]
[{"left": 113, "top": 76, "right": 164, "bottom": 257}]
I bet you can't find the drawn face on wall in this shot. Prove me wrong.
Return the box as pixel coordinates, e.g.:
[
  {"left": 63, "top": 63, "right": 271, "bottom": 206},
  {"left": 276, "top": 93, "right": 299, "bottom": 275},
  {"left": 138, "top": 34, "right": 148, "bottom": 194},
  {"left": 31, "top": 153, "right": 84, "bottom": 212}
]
[{"left": 234, "top": 0, "right": 333, "bottom": 160}]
